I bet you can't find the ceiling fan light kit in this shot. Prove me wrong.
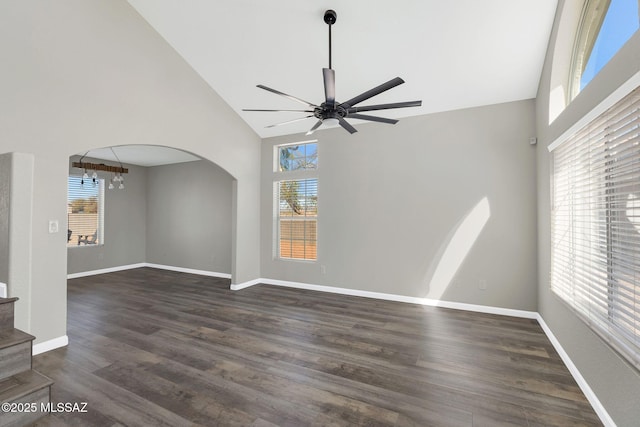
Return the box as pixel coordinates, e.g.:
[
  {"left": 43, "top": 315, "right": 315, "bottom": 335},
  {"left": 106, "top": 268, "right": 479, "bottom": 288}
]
[{"left": 243, "top": 9, "right": 422, "bottom": 135}]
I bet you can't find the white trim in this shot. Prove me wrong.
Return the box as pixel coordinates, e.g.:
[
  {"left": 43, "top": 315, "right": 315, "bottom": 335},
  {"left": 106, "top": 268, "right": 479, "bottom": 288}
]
[
  {"left": 230, "top": 278, "right": 263, "bottom": 291},
  {"left": 67, "top": 263, "right": 231, "bottom": 280},
  {"left": 67, "top": 263, "right": 147, "bottom": 279},
  {"left": 548, "top": 70, "right": 640, "bottom": 152},
  {"left": 536, "top": 314, "right": 616, "bottom": 427},
  {"left": 0, "top": 282, "right": 6, "bottom": 298},
  {"left": 32, "top": 335, "right": 68, "bottom": 355},
  {"left": 144, "top": 263, "right": 232, "bottom": 279},
  {"left": 231, "top": 278, "right": 537, "bottom": 319}
]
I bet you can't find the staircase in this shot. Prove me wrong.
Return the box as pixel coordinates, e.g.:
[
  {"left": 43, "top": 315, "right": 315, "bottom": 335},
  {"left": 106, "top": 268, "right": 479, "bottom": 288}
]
[{"left": 0, "top": 297, "right": 53, "bottom": 427}]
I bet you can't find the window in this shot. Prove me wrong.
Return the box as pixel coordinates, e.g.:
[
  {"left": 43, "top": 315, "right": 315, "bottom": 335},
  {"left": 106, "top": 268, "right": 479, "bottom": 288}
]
[
  {"left": 277, "top": 179, "right": 318, "bottom": 260},
  {"left": 570, "top": 0, "right": 639, "bottom": 100},
  {"left": 278, "top": 141, "right": 318, "bottom": 171},
  {"left": 551, "top": 86, "right": 640, "bottom": 368},
  {"left": 275, "top": 141, "right": 318, "bottom": 261},
  {"left": 67, "top": 176, "right": 104, "bottom": 247}
]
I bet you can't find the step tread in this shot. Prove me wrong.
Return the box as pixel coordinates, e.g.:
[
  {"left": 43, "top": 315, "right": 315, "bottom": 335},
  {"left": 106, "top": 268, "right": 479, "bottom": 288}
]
[
  {"left": 0, "top": 370, "right": 53, "bottom": 402},
  {"left": 0, "top": 296, "right": 19, "bottom": 305},
  {"left": 0, "top": 328, "right": 35, "bottom": 350}
]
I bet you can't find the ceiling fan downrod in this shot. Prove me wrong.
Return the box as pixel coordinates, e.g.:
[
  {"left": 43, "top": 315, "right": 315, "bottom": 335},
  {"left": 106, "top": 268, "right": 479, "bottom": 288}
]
[{"left": 324, "top": 9, "right": 337, "bottom": 70}]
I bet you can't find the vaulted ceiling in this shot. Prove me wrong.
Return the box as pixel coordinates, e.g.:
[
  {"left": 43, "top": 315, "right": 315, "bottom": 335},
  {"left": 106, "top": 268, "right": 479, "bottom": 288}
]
[{"left": 127, "top": 0, "right": 557, "bottom": 138}]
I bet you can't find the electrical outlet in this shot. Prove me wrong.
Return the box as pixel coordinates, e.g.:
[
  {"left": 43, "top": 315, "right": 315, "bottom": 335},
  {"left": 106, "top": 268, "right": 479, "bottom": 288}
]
[
  {"left": 48, "top": 220, "right": 59, "bottom": 233},
  {"left": 321, "top": 265, "right": 326, "bottom": 274},
  {"left": 479, "top": 279, "right": 487, "bottom": 290}
]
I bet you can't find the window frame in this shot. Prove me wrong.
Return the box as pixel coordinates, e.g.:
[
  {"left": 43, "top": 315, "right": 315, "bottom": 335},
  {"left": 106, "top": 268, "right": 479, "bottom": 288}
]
[
  {"left": 568, "top": 0, "right": 610, "bottom": 101},
  {"left": 67, "top": 175, "right": 105, "bottom": 248},
  {"left": 550, "top": 84, "right": 640, "bottom": 369},
  {"left": 568, "top": 0, "right": 639, "bottom": 101},
  {"left": 273, "top": 141, "right": 318, "bottom": 262}
]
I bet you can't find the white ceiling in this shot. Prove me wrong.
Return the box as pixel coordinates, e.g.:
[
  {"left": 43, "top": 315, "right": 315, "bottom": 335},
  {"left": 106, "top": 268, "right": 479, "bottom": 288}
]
[
  {"left": 127, "top": 0, "right": 558, "bottom": 138},
  {"left": 81, "top": 145, "right": 201, "bottom": 167}
]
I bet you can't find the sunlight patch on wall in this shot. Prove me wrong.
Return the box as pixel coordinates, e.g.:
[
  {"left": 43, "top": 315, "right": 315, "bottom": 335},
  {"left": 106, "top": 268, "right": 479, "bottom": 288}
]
[{"left": 422, "top": 197, "right": 491, "bottom": 300}]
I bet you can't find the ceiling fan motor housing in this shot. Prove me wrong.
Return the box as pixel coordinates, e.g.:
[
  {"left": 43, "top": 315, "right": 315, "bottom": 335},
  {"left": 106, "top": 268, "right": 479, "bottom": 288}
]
[{"left": 315, "top": 104, "right": 347, "bottom": 120}]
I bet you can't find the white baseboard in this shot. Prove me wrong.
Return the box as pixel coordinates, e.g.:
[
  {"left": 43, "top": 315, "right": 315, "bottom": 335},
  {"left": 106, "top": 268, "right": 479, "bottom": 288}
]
[
  {"left": 536, "top": 314, "right": 615, "bottom": 427},
  {"left": 33, "top": 335, "right": 68, "bottom": 355},
  {"left": 232, "top": 277, "right": 538, "bottom": 319},
  {"left": 67, "top": 263, "right": 147, "bottom": 279},
  {"left": 67, "top": 263, "right": 231, "bottom": 280},
  {"left": 144, "top": 263, "right": 231, "bottom": 279},
  {"left": 230, "top": 278, "right": 263, "bottom": 290}
]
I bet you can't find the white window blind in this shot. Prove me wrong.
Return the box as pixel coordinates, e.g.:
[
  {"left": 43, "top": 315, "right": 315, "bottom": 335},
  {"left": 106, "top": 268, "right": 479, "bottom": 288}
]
[
  {"left": 278, "top": 178, "right": 317, "bottom": 260},
  {"left": 551, "top": 86, "right": 640, "bottom": 368},
  {"left": 67, "top": 176, "right": 104, "bottom": 247}
]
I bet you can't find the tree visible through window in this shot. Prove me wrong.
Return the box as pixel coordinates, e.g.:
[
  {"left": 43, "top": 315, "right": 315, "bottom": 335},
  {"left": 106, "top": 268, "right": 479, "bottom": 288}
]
[
  {"left": 279, "top": 142, "right": 317, "bottom": 171},
  {"left": 275, "top": 141, "right": 318, "bottom": 261},
  {"left": 278, "top": 179, "right": 317, "bottom": 260}
]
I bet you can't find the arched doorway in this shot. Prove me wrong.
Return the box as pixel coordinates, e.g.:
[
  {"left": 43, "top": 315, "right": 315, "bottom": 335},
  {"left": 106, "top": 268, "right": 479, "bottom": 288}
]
[{"left": 66, "top": 145, "right": 235, "bottom": 280}]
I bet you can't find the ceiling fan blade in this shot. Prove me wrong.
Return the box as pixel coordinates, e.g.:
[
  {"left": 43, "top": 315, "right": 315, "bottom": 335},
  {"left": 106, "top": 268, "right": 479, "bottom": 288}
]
[
  {"left": 323, "top": 68, "right": 336, "bottom": 106},
  {"left": 243, "top": 109, "right": 315, "bottom": 112},
  {"left": 340, "top": 77, "right": 405, "bottom": 107},
  {"left": 348, "top": 113, "right": 398, "bottom": 124},
  {"left": 337, "top": 117, "right": 357, "bottom": 134},
  {"left": 265, "top": 115, "right": 314, "bottom": 128},
  {"left": 347, "top": 100, "right": 422, "bottom": 113},
  {"left": 305, "top": 120, "right": 324, "bottom": 135},
  {"left": 256, "top": 85, "right": 318, "bottom": 107}
]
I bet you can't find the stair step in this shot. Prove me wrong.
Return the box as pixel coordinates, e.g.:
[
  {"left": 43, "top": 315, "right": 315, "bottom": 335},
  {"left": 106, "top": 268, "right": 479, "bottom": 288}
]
[
  {"left": 0, "top": 297, "right": 18, "bottom": 332},
  {"left": 0, "top": 329, "right": 34, "bottom": 382},
  {"left": 0, "top": 370, "right": 53, "bottom": 402},
  {"left": 0, "top": 370, "right": 53, "bottom": 427},
  {"left": 0, "top": 328, "right": 34, "bottom": 351}
]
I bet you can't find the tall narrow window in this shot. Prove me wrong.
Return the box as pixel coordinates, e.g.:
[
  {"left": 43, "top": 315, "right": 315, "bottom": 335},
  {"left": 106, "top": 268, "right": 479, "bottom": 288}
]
[
  {"left": 570, "top": 0, "right": 639, "bottom": 99},
  {"left": 67, "top": 176, "right": 104, "bottom": 247},
  {"left": 278, "top": 179, "right": 318, "bottom": 260},
  {"left": 551, "top": 86, "right": 640, "bottom": 368},
  {"left": 274, "top": 141, "right": 318, "bottom": 261}
]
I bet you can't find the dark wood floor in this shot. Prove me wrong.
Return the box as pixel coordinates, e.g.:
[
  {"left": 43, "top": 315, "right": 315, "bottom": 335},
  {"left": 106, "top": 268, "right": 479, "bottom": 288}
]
[{"left": 31, "top": 268, "right": 601, "bottom": 426}]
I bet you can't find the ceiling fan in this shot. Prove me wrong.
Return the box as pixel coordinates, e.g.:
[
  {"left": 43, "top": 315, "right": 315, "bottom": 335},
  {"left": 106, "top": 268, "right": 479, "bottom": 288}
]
[{"left": 243, "top": 9, "right": 422, "bottom": 135}]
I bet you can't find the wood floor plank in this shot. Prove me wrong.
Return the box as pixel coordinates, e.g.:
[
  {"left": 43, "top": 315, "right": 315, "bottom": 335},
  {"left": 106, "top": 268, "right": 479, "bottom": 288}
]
[{"left": 31, "top": 268, "right": 602, "bottom": 426}]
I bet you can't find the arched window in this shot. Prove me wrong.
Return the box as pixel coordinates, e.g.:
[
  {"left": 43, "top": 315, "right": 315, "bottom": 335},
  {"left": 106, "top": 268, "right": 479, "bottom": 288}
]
[{"left": 569, "top": 0, "right": 639, "bottom": 100}]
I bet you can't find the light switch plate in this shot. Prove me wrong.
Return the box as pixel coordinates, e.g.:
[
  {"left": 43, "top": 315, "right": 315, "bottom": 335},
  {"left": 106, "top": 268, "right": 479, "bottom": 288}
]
[{"left": 48, "top": 220, "right": 59, "bottom": 233}]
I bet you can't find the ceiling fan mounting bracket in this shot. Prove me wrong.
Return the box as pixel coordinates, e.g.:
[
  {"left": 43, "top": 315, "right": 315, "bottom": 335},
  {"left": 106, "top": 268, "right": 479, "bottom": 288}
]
[{"left": 323, "top": 9, "right": 337, "bottom": 25}]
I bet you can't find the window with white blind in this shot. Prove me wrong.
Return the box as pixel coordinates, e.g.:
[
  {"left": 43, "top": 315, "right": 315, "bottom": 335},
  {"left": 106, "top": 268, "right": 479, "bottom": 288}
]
[
  {"left": 551, "top": 85, "right": 640, "bottom": 368},
  {"left": 277, "top": 179, "right": 318, "bottom": 260},
  {"left": 275, "top": 141, "right": 318, "bottom": 261},
  {"left": 67, "top": 176, "right": 104, "bottom": 247}
]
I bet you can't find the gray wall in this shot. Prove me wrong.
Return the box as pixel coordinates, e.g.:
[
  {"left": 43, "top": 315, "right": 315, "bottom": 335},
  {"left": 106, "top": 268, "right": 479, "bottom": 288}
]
[
  {"left": 0, "top": 0, "right": 261, "bottom": 345},
  {"left": 535, "top": 1, "right": 640, "bottom": 425},
  {"left": 67, "top": 156, "right": 147, "bottom": 275},
  {"left": 262, "top": 99, "right": 538, "bottom": 311},
  {"left": 146, "top": 160, "right": 233, "bottom": 274}
]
